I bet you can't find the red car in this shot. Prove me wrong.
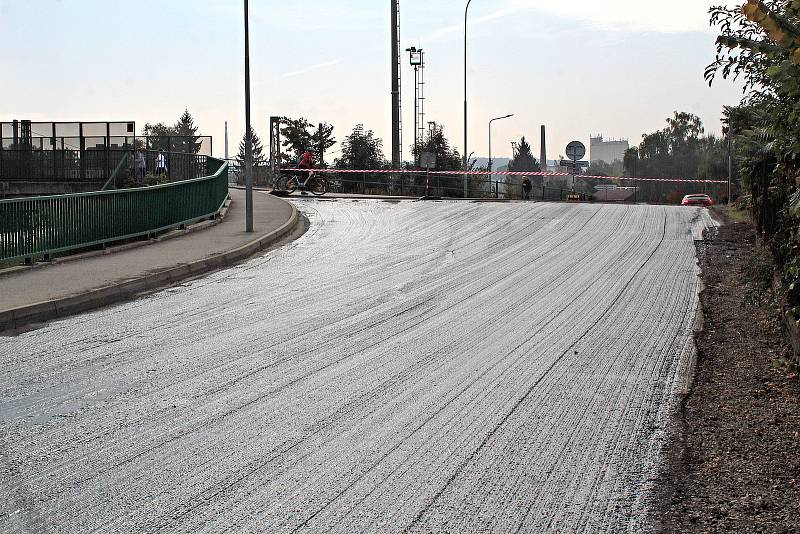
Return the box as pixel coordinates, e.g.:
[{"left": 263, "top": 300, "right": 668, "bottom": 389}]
[{"left": 681, "top": 194, "right": 713, "bottom": 207}]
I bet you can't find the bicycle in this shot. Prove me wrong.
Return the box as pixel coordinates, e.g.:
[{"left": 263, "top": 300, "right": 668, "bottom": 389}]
[{"left": 278, "top": 170, "right": 329, "bottom": 196}]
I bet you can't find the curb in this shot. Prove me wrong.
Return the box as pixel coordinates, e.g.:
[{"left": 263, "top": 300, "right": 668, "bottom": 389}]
[{"left": 0, "top": 200, "right": 302, "bottom": 334}]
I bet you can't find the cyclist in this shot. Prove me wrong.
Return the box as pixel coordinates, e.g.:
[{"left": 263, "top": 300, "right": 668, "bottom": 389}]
[{"left": 297, "top": 150, "right": 314, "bottom": 186}]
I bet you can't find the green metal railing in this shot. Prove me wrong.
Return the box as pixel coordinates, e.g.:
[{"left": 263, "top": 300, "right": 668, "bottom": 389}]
[{"left": 0, "top": 157, "right": 228, "bottom": 263}]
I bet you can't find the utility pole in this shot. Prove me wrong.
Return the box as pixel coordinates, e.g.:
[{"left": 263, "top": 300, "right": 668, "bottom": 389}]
[
  {"left": 391, "top": 0, "right": 401, "bottom": 168},
  {"left": 243, "top": 0, "right": 253, "bottom": 232}
]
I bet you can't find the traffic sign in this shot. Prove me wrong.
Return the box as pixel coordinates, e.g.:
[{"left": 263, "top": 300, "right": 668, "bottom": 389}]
[
  {"left": 560, "top": 160, "right": 589, "bottom": 168},
  {"left": 566, "top": 141, "right": 586, "bottom": 161},
  {"left": 420, "top": 152, "right": 436, "bottom": 169}
]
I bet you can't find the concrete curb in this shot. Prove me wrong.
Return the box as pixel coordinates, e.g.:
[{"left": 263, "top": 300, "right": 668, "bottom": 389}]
[{"left": 0, "top": 199, "right": 301, "bottom": 334}]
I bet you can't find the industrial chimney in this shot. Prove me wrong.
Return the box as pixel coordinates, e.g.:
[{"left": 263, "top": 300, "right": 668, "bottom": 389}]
[{"left": 540, "top": 125, "right": 547, "bottom": 172}]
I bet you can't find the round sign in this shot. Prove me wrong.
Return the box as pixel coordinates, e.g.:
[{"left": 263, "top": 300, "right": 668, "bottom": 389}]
[{"left": 566, "top": 141, "right": 586, "bottom": 160}]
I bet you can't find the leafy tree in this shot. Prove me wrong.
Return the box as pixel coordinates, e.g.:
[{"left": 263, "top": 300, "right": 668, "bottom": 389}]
[
  {"left": 172, "top": 109, "right": 202, "bottom": 154},
  {"left": 411, "top": 123, "right": 464, "bottom": 196},
  {"left": 279, "top": 117, "right": 336, "bottom": 166},
  {"left": 237, "top": 126, "right": 267, "bottom": 166},
  {"left": 335, "top": 125, "right": 385, "bottom": 169},
  {"left": 141, "top": 122, "right": 174, "bottom": 151},
  {"left": 412, "top": 123, "right": 462, "bottom": 171},
  {"left": 334, "top": 125, "right": 386, "bottom": 193},
  {"left": 312, "top": 122, "right": 336, "bottom": 166},
  {"left": 705, "top": 0, "right": 800, "bottom": 309}
]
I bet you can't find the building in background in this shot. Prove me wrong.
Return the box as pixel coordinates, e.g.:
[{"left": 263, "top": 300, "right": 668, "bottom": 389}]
[{"left": 590, "top": 135, "right": 629, "bottom": 165}]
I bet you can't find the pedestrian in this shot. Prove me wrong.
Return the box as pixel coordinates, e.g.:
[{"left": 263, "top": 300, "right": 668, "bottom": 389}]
[
  {"left": 522, "top": 176, "right": 532, "bottom": 200},
  {"left": 134, "top": 149, "right": 146, "bottom": 181},
  {"left": 155, "top": 151, "right": 167, "bottom": 177}
]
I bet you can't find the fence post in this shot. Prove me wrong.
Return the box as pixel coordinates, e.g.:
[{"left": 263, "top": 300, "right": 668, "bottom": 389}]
[{"left": 362, "top": 172, "right": 366, "bottom": 194}]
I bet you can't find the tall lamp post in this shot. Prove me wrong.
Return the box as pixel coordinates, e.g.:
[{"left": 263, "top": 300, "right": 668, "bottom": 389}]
[
  {"left": 243, "top": 0, "right": 253, "bottom": 232},
  {"left": 463, "top": 0, "right": 473, "bottom": 198},
  {"left": 488, "top": 114, "right": 513, "bottom": 172}
]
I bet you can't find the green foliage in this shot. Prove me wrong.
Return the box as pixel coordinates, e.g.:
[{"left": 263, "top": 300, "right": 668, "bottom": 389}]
[
  {"left": 622, "top": 112, "right": 728, "bottom": 202},
  {"left": 507, "top": 136, "right": 541, "bottom": 188},
  {"left": 279, "top": 117, "right": 336, "bottom": 166},
  {"left": 708, "top": 0, "right": 800, "bottom": 302},
  {"left": 237, "top": 126, "right": 267, "bottom": 166},
  {"left": 335, "top": 125, "right": 386, "bottom": 169},
  {"left": 172, "top": 109, "right": 202, "bottom": 154},
  {"left": 411, "top": 123, "right": 466, "bottom": 196},
  {"left": 412, "top": 123, "right": 462, "bottom": 171},
  {"left": 141, "top": 109, "right": 202, "bottom": 154}
]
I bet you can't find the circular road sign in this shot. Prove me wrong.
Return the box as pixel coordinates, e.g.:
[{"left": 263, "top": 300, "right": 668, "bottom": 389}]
[{"left": 566, "top": 141, "right": 586, "bottom": 161}]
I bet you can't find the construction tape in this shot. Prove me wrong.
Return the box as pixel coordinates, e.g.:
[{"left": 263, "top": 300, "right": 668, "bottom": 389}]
[{"left": 286, "top": 168, "right": 728, "bottom": 184}]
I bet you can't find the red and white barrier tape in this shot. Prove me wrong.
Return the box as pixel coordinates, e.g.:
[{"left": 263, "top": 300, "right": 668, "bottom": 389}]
[{"left": 286, "top": 168, "right": 727, "bottom": 184}]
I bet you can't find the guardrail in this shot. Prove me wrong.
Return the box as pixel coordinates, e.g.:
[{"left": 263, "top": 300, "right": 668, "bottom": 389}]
[{"left": 0, "top": 157, "right": 228, "bottom": 263}]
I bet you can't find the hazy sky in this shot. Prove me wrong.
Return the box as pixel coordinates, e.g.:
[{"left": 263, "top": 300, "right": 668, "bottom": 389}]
[{"left": 1, "top": 0, "right": 744, "bottom": 162}]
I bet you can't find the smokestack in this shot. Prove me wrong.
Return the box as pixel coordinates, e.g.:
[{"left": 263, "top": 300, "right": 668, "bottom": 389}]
[{"left": 540, "top": 125, "right": 547, "bottom": 172}]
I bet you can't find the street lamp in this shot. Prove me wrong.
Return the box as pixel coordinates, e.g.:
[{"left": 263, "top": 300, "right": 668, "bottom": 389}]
[
  {"left": 243, "top": 0, "right": 253, "bottom": 232},
  {"left": 463, "top": 0, "right": 473, "bottom": 198},
  {"left": 488, "top": 114, "right": 513, "bottom": 173}
]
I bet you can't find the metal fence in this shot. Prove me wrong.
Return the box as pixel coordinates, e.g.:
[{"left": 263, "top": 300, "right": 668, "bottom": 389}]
[
  {"left": 0, "top": 157, "right": 228, "bottom": 263},
  {"left": 277, "top": 169, "right": 726, "bottom": 203}
]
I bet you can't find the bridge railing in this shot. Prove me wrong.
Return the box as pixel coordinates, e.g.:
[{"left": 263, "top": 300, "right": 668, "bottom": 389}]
[{"left": 0, "top": 157, "right": 228, "bottom": 263}]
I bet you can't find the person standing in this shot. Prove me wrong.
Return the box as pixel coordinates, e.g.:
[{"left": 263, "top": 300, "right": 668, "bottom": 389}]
[
  {"left": 134, "top": 149, "right": 146, "bottom": 182},
  {"left": 522, "top": 176, "right": 532, "bottom": 201},
  {"left": 155, "top": 151, "right": 167, "bottom": 177}
]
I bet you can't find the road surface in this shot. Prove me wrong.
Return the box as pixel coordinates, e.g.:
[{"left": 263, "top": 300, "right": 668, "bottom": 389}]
[{"left": 1, "top": 200, "right": 715, "bottom": 532}]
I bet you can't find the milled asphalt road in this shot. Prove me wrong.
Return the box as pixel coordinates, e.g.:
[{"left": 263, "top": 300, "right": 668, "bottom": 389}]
[{"left": 0, "top": 200, "right": 715, "bottom": 533}]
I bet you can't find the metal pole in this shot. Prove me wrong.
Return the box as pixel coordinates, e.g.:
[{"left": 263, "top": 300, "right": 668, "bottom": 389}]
[
  {"left": 488, "top": 121, "right": 492, "bottom": 173},
  {"left": 244, "top": 0, "right": 253, "bottom": 232},
  {"left": 727, "top": 133, "right": 733, "bottom": 205},
  {"left": 414, "top": 65, "right": 419, "bottom": 163},
  {"left": 391, "top": 0, "right": 401, "bottom": 168},
  {"left": 224, "top": 121, "right": 229, "bottom": 161},
  {"left": 463, "top": 0, "right": 473, "bottom": 198}
]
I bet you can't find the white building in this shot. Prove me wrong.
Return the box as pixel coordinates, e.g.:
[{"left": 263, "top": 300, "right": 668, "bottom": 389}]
[{"left": 590, "top": 135, "right": 629, "bottom": 164}]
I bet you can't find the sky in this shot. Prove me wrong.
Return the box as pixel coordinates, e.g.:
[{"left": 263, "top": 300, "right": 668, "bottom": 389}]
[{"left": 0, "top": 0, "right": 745, "bottom": 163}]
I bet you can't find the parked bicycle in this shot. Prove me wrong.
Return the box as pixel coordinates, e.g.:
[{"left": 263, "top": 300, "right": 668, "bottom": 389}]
[{"left": 277, "top": 171, "right": 329, "bottom": 196}]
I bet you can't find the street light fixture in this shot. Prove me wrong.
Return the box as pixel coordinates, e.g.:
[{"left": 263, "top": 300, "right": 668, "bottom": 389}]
[
  {"left": 463, "top": 0, "right": 473, "bottom": 198},
  {"left": 488, "top": 114, "right": 514, "bottom": 173}
]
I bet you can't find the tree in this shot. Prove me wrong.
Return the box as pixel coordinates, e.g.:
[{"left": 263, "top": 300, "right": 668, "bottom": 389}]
[
  {"left": 412, "top": 123, "right": 462, "bottom": 171},
  {"left": 335, "top": 125, "right": 385, "bottom": 169},
  {"left": 141, "top": 122, "right": 174, "bottom": 151},
  {"left": 706, "top": 0, "right": 800, "bottom": 308},
  {"left": 334, "top": 125, "right": 386, "bottom": 193},
  {"left": 172, "top": 109, "right": 202, "bottom": 154},
  {"left": 411, "top": 123, "right": 465, "bottom": 196},
  {"left": 311, "top": 122, "right": 336, "bottom": 167},
  {"left": 237, "top": 126, "right": 266, "bottom": 166},
  {"left": 621, "top": 112, "right": 727, "bottom": 202},
  {"left": 507, "top": 136, "right": 541, "bottom": 190},
  {"left": 280, "top": 117, "right": 313, "bottom": 165}
]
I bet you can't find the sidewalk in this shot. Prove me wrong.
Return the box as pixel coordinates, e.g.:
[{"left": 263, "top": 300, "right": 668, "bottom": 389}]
[{"left": 0, "top": 189, "right": 301, "bottom": 333}]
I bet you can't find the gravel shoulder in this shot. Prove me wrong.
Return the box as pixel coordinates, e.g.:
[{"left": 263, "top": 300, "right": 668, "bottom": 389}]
[{"left": 663, "top": 214, "right": 800, "bottom": 532}]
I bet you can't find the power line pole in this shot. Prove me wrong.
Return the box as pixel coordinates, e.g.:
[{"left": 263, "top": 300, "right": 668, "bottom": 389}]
[{"left": 391, "top": 0, "right": 401, "bottom": 168}]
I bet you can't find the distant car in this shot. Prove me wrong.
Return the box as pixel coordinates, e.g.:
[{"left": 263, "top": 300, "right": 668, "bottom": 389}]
[{"left": 681, "top": 194, "right": 713, "bottom": 207}]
